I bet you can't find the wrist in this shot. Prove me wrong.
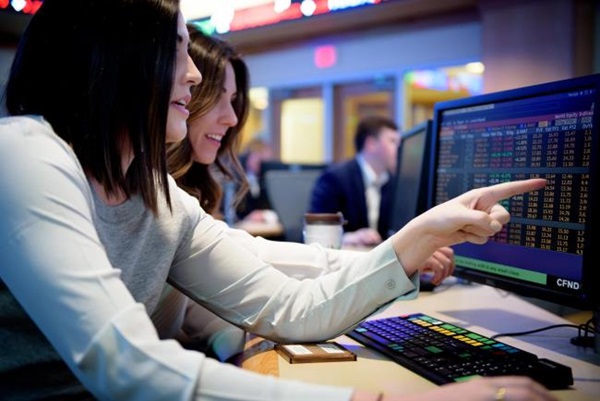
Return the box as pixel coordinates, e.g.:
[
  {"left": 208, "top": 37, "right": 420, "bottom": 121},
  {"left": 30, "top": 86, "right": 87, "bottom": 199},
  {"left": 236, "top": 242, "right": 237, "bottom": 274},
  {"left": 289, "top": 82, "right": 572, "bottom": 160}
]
[{"left": 391, "top": 222, "right": 439, "bottom": 276}]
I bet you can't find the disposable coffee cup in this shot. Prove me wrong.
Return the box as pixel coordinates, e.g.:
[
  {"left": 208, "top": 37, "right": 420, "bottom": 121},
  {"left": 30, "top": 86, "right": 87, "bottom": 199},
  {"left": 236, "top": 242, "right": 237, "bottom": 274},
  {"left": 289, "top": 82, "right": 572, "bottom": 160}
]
[{"left": 303, "top": 212, "right": 345, "bottom": 249}]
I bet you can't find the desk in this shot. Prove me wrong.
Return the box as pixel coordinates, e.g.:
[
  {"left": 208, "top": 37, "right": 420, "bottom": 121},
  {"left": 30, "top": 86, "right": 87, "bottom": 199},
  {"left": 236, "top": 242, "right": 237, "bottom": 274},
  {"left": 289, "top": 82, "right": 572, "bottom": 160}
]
[{"left": 239, "top": 282, "right": 600, "bottom": 401}]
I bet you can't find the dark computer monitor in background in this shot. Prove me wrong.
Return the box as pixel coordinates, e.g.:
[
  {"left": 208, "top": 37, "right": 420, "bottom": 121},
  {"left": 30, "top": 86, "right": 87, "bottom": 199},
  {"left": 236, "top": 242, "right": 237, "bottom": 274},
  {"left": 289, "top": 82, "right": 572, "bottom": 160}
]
[
  {"left": 257, "top": 161, "right": 328, "bottom": 205},
  {"left": 387, "top": 119, "right": 433, "bottom": 237},
  {"left": 259, "top": 160, "right": 327, "bottom": 176},
  {"left": 429, "top": 74, "right": 600, "bottom": 349}
]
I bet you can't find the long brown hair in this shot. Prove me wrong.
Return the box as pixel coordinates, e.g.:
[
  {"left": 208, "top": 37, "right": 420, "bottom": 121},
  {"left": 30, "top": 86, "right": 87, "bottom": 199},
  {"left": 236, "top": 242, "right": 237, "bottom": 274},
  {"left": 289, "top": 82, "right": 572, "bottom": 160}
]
[{"left": 167, "top": 25, "right": 249, "bottom": 215}]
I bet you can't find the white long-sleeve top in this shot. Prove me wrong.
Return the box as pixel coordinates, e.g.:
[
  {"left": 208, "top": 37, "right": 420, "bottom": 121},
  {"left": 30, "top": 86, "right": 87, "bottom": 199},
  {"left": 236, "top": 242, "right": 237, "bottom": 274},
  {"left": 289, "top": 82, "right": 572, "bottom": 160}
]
[
  {"left": 149, "top": 229, "right": 371, "bottom": 358},
  {"left": 0, "top": 116, "right": 418, "bottom": 401}
]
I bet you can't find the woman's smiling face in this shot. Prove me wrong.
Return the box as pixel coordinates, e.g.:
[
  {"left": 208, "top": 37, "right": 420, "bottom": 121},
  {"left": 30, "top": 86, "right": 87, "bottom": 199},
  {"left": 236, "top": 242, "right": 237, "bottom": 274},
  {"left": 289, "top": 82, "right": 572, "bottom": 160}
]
[
  {"left": 187, "top": 62, "right": 238, "bottom": 164},
  {"left": 166, "top": 12, "right": 202, "bottom": 143}
]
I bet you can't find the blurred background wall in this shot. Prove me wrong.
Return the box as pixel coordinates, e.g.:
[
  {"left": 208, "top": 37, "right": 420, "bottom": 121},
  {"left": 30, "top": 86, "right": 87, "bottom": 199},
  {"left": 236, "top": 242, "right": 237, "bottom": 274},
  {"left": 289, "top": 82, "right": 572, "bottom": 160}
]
[{"left": 1, "top": 0, "right": 597, "bottom": 163}]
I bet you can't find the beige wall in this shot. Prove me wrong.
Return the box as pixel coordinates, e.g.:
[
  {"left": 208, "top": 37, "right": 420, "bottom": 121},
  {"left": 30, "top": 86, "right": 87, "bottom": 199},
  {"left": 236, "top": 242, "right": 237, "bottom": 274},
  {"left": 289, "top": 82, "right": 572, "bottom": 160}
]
[
  {"left": 280, "top": 98, "right": 324, "bottom": 164},
  {"left": 480, "top": 0, "right": 595, "bottom": 93}
]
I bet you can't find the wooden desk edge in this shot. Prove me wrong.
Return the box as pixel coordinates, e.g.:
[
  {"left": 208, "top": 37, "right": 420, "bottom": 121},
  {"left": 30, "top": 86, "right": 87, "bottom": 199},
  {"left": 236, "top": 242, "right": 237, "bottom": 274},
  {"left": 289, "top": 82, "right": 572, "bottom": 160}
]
[{"left": 236, "top": 334, "right": 279, "bottom": 376}]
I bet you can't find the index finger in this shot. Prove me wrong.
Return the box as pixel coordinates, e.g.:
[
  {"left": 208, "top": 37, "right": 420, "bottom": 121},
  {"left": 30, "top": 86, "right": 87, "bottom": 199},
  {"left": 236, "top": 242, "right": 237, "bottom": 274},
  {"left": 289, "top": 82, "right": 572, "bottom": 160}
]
[{"left": 483, "top": 178, "right": 546, "bottom": 203}]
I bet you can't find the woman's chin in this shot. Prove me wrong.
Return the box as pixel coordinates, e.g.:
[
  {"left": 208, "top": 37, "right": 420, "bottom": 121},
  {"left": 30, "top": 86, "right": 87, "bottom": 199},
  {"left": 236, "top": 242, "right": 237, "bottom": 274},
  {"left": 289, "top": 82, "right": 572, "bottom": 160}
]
[
  {"left": 194, "top": 154, "right": 217, "bottom": 165},
  {"left": 166, "top": 128, "right": 188, "bottom": 144}
]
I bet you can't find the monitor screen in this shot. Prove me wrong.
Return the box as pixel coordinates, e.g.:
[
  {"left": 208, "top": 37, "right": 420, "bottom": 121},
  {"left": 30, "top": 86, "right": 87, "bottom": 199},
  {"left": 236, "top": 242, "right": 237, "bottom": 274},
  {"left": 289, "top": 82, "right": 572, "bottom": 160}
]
[
  {"left": 430, "top": 74, "right": 600, "bottom": 310},
  {"left": 387, "top": 120, "right": 433, "bottom": 237}
]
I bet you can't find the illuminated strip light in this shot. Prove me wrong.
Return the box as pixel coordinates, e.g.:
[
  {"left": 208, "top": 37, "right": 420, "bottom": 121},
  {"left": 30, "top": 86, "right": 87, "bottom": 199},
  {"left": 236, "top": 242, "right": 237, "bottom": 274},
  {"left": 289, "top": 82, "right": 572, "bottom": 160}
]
[
  {"left": 229, "top": 2, "right": 320, "bottom": 31},
  {"left": 0, "top": 0, "right": 43, "bottom": 14},
  {"left": 0, "top": 0, "right": 384, "bottom": 20},
  {"left": 197, "top": 0, "right": 388, "bottom": 33},
  {"left": 328, "top": 0, "right": 380, "bottom": 11}
]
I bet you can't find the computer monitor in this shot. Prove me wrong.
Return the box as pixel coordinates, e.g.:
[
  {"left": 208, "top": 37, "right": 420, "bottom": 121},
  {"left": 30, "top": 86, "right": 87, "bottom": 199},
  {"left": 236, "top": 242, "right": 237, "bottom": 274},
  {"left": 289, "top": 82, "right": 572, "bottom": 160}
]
[
  {"left": 387, "top": 119, "right": 433, "bottom": 237},
  {"left": 429, "top": 74, "right": 600, "bottom": 316},
  {"left": 259, "top": 160, "right": 327, "bottom": 177}
]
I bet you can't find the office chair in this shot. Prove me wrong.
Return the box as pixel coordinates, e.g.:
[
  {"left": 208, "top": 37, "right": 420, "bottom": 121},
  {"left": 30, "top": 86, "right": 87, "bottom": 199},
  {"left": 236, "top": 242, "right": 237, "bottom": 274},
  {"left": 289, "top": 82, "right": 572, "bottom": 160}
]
[{"left": 263, "top": 168, "right": 324, "bottom": 242}]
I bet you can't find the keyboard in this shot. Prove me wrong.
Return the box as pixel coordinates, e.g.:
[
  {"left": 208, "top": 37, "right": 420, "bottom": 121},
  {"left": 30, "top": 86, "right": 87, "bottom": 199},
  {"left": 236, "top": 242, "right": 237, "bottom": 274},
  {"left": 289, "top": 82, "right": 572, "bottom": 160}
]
[{"left": 346, "top": 313, "right": 573, "bottom": 390}]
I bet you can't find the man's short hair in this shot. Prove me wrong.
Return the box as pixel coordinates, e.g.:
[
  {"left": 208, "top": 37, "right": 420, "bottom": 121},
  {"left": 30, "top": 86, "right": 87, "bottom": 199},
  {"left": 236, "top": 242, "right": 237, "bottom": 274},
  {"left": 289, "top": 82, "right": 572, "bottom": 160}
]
[{"left": 354, "top": 116, "right": 398, "bottom": 153}]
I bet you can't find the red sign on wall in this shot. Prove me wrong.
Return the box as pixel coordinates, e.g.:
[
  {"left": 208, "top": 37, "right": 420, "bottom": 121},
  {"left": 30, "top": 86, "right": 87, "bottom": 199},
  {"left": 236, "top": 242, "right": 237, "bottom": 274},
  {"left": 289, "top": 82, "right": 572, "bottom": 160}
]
[{"left": 1, "top": 0, "right": 43, "bottom": 15}]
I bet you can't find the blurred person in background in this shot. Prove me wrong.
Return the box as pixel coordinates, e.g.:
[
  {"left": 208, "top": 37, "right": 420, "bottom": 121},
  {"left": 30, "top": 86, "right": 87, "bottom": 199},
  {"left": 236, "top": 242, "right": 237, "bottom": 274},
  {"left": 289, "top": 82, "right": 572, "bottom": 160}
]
[
  {"left": 310, "top": 116, "right": 400, "bottom": 247},
  {"left": 235, "top": 136, "right": 276, "bottom": 222}
]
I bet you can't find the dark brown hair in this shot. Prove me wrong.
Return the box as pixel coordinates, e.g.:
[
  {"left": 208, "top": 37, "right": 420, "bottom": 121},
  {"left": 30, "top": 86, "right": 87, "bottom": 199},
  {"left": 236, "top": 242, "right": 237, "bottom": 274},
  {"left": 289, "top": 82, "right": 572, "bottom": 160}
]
[
  {"left": 354, "top": 115, "right": 398, "bottom": 153},
  {"left": 6, "top": 0, "right": 180, "bottom": 215}
]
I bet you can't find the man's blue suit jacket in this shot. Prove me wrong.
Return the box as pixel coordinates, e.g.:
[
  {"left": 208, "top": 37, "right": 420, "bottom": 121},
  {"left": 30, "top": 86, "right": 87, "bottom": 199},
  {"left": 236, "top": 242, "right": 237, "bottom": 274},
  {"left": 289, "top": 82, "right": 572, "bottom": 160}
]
[{"left": 309, "top": 158, "right": 394, "bottom": 240}]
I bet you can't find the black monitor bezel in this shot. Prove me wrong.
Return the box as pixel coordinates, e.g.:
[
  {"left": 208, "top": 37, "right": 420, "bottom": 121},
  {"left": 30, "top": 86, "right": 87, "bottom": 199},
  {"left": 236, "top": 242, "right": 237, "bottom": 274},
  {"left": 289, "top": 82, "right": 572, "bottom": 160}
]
[
  {"left": 429, "top": 74, "right": 600, "bottom": 310},
  {"left": 388, "top": 119, "right": 433, "bottom": 236}
]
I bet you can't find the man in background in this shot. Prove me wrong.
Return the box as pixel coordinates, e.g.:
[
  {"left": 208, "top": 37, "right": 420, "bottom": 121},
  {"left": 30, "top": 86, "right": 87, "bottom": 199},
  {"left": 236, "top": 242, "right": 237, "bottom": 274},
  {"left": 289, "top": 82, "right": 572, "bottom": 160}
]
[{"left": 309, "top": 116, "right": 401, "bottom": 247}]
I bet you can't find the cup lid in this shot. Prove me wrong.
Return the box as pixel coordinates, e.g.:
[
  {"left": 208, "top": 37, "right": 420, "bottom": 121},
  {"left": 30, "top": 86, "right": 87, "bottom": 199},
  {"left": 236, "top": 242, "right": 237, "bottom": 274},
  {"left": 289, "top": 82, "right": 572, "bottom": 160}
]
[{"left": 304, "top": 212, "right": 346, "bottom": 225}]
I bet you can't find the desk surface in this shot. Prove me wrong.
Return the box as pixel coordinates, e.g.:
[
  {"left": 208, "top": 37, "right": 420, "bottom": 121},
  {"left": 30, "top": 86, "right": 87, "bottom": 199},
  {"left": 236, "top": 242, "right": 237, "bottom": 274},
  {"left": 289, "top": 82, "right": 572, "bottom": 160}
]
[{"left": 239, "top": 282, "right": 600, "bottom": 401}]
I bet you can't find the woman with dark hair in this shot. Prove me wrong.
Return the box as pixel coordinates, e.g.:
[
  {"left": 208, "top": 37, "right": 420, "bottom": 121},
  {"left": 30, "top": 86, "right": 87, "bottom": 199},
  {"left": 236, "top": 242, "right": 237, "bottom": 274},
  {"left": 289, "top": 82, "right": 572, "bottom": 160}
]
[{"left": 0, "top": 1, "right": 552, "bottom": 400}]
